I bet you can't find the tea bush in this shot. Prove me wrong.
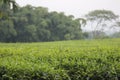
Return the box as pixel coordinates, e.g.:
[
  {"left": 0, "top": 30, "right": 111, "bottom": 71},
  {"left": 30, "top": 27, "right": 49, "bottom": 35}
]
[{"left": 0, "top": 39, "right": 120, "bottom": 80}]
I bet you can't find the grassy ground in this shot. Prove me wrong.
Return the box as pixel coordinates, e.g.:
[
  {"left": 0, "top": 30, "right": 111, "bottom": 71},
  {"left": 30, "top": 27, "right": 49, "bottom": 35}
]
[{"left": 0, "top": 38, "right": 120, "bottom": 80}]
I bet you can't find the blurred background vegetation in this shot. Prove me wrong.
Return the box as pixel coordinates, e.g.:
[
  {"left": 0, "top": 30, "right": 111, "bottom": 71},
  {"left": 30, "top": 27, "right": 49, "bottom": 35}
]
[{"left": 0, "top": 0, "right": 120, "bottom": 42}]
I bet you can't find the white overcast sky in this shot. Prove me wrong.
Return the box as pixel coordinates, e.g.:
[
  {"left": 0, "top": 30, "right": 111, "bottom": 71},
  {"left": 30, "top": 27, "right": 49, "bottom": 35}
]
[{"left": 16, "top": 0, "right": 120, "bottom": 18}]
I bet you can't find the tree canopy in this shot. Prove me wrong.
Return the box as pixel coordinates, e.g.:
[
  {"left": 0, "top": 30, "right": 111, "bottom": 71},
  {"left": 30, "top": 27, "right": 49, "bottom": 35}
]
[
  {"left": 85, "top": 10, "right": 119, "bottom": 38},
  {"left": 0, "top": 5, "right": 85, "bottom": 42},
  {"left": 0, "top": 0, "right": 18, "bottom": 18},
  {"left": 0, "top": 0, "right": 17, "bottom": 10},
  {"left": 1, "top": 0, "right": 120, "bottom": 41},
  {"left": 85, "top": 10, "right": 119, "bottom": 29}
]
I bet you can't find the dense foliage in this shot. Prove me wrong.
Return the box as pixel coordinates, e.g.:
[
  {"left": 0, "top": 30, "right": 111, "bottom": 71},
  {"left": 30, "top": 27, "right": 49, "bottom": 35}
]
[
  {"left": 0, "top": 38, "right": 120, "bottom": 80},
  {"left": 0, "top": 0, "right": 17, "bottom": 17},
  {"left": 0, "top": 4, "right": 84, "bottom": 42}
]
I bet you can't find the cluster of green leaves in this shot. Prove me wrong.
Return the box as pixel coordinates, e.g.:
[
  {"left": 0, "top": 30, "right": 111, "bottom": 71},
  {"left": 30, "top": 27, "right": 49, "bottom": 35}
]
[
  {"left": 0, "top": 0, "right": 17, "bottom": 18},
  {"left": 0, "top": 38, "right": 120, "bottom": 80},
  {"left": 0, "top": 4, "right": 85, "bottom": 42}
]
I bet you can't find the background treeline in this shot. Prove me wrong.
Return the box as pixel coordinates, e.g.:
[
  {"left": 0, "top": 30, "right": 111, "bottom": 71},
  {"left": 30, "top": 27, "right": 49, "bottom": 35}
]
[
  {"left": 0, "top": 2, "right": 120, "bottom": 42},
  {"left": 0, "top": 4, "right": 85, "bottom": 42}
]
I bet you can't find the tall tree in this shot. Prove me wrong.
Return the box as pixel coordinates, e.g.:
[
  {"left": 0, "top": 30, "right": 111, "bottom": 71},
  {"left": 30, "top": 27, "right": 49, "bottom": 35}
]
[
  {"left": 85, "top": 10, "right": 119, "bottom": 38},
  {"left": 0, "top": 0, "right": 17, "bottom": 10},
  {"left": 0, "top": 0, "right": 18, "bottom": 18}
]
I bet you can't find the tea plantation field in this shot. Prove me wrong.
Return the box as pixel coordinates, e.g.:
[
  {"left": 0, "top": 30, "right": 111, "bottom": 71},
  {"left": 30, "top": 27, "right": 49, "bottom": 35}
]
[{"left": 0, "top": 39, "right": 120, "bottom": 80}]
